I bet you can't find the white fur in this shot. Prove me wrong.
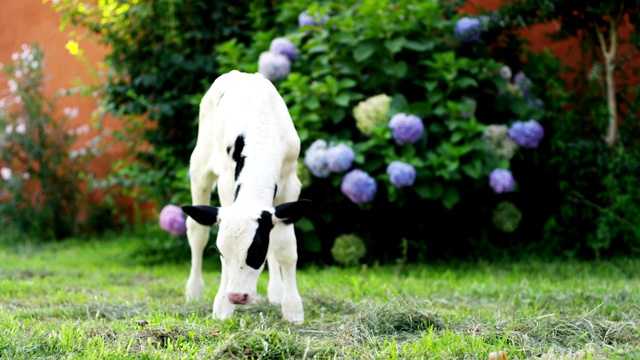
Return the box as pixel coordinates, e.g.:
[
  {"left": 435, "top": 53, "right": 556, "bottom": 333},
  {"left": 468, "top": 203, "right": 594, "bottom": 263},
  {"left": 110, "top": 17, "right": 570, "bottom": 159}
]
[{"left": 186, "top": 71, "right": 304, "bottom": 324}]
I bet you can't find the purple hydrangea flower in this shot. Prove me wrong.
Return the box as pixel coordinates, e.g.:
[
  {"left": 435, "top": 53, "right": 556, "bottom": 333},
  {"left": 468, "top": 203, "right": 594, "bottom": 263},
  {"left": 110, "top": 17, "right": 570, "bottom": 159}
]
[
  {"left": 513, "top": 71, "right": 532, "bottom": 101},
  {"left": 508, "top": 120, "right": 544, "bottom": 149},
  {"left": 298, "top": 11, "right": 316, "bottom": 27},
  {"left": 258, "top": 51, "right": 291, "bottom": 81},
  {"left": 326, "top": 143, "right": 355, "bottom": 173},
  {"left": 269, "top": 38, "right": 298, "bottom": 61},
  {"left": 386, "top": 161, "right": 416, "bottom": 188},
  {"left": 304, "top": 139, "right": 330, "bottom": 178},
  {"left": 389, "top": 113, "right": 424, "bottom": 145},
  {"left": 528, "top": 98, "right": 544, "bottom": 110},
  {"left": 298, "top": 10, "right": 328, "bottom": 27},
  {"left": 159, "top": 204, "right": 186, "bottom": 236},
  {"left": 489, "top": 168, "right": 515, "bottom": 194},
  {"left": 454, "top": 17, "right": 482, "bottom": 42},
  {"left": 341, "top": 169, "right": 377, "bottom": 204}
]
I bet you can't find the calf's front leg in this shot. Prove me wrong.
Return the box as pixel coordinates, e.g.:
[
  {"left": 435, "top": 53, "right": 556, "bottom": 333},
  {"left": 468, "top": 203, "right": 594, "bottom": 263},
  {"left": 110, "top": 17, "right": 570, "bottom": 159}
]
[
  {"left": 213, "top": 259, "right": 236, "bottom": 319},
  {"left": 267, "top": 251, "right": 284, "bottom": 304},
  {"left": 272, "top": 224, "right": 304, "bottom": 324}
]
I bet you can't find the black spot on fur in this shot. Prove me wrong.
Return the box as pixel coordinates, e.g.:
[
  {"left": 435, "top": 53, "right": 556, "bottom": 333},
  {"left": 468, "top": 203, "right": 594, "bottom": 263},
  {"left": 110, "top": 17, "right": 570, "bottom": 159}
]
[
  {"left": 226, "top": 146, "right": 232, "bottom": 155},
  {"left": 218, "top": 92, "right": 225, "bottom": 105},
  {"left": 234, "top": 184, "right": 241, "bottom": 201},
  {"left": 232, "top": 135, "right": 246, "bottom": 181},
  {"left": 246, "top": 211, "right": 273, "bottom": 269},
  {"left": 273, "top": 184, "right": 278, "bottom": 200}
]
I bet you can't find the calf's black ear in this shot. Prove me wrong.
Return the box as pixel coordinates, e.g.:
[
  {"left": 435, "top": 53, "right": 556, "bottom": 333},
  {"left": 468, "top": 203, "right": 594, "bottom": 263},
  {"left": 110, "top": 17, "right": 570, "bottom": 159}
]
[
  {"left": 273, "top": 199, "right": 312, "bottom": 224},
  {"left": 182, "top": 205, "right": 220, "bottom": 226}
]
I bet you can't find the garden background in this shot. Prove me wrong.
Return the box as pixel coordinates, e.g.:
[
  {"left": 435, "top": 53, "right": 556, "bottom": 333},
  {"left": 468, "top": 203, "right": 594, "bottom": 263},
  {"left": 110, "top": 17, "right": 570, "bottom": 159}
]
[
  {"left": 0, "top": 0, "right": 639, "bottom": 265},
  {"left": 2, "top": 1, "right": 640, "bottom": 358}
]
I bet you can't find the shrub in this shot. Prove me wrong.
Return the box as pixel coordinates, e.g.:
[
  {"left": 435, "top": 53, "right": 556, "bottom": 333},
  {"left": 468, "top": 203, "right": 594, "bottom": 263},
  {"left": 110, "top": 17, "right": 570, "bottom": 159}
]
[
  {"left": 214, "top": 0, "right": 557, "bottom": 263},
  {"left": 331, "top": 233, "right": 366, "bottom": 266},
  {"left": 0, "top": 45, "right": 101, "bottom": 239}
]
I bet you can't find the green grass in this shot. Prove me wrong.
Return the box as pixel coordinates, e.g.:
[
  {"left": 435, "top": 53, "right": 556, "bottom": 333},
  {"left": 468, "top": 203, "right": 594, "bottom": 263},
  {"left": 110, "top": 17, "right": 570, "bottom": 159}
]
[{"left": 1, "top": 237, "right": 639, "bottom": 359}]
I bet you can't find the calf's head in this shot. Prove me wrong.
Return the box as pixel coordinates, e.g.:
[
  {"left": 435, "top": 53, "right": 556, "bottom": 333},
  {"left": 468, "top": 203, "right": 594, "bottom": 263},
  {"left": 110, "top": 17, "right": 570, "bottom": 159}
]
[{"left": 182, "top": 199, "right": 311, "bottom": 305}]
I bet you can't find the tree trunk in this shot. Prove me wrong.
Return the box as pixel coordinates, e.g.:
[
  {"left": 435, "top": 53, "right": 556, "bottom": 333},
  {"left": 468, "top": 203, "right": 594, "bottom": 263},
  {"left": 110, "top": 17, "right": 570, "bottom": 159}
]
[{"left": 595, "top": 17, "right": 619, "bottom": 147}]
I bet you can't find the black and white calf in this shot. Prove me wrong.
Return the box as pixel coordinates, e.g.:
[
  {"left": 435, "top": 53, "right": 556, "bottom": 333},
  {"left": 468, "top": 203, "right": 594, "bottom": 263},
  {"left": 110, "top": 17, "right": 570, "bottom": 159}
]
[{"left": 181, "top": 71, "right": 311, "bottom": 324}]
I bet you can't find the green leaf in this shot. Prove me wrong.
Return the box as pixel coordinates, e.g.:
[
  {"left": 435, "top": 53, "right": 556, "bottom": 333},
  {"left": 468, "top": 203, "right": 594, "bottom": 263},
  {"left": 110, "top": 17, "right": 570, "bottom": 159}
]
[
  {"left": 385, "top": 61, "right": 408, "bottom": 78},
  {"left": 338, "top": 78, "right": 357, "bottom": 89},
  {"left": 424, "top": 81, "right": 438, "bottom": 92},
  {"left": 353, "top": 43, "right": 376, "bottom": 63},
  {"left": 455, "top": 77, "right": 478, "bottom": 89},
  {"left": 303, "top": 97, "right": 320, "bottom": 110},
  {"left": 403, "top": 40, "right": 435, "bottom": 52},
  {"left": 415, "top": 181, "right": 443, "bottom": 199},
  {"left": 330, "top": 108, "right": 346, "bottom": 124},
  {"left": 442, "top": 187, "right": 460, "bottom": 209},
  {"left": 451, "top": 131, "right": 464, "bottom": 143},
  {"left": 334, "top": 92, "right": 350, "bottom": 107},
  {"left": 384, "top": 37, "right": 406, "bottom": 54}
]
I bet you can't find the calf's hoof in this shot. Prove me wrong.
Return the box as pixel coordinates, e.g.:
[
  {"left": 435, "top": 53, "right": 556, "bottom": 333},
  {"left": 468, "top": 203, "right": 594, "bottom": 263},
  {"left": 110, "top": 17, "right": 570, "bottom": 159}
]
[
  {"left": 282, "top": 297, "right": 304, "bottom": 325},
  {"left": 186, "top": 278, "right": 205, "bottom": 302}
]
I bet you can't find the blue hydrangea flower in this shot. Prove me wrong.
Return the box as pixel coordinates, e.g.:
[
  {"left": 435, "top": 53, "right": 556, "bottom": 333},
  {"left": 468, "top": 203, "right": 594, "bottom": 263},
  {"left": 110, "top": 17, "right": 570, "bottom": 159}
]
[
  {"left": 386, "top": 161, "right": 416, "bottom": 188},
  {"left": 159, "top": 204, "right": 186, "bottom": 236},
  {"left": 389, "top": 113, "right": 424, "bottom": 145},
  {"left": 269, "top": 38, "right": 298, "bottom": 61},
  {"left": 508, "top": 120, "right": 544, "bottom": 149},
  {"left": 489, "top": 168, "right": 515, "bottom": 194},
  {"left": 341, "top": 169, "right": 377, "bottom": 204},
  {"left": 454, "top": 17, "right": 482, "bottom": 42},
  {"left": 326, "top": 143, "right": 355, "bottom": 173},
  {"left": 258, "top": 51, "right": 291, "bottom": 81},
  {"left": 304, "top": 139, "right": 330, "bottom": 178}
]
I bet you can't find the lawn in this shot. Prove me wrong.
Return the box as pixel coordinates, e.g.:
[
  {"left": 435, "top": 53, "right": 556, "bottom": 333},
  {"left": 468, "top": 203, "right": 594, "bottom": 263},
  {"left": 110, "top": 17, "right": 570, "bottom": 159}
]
[{"left": 0, "top": 236, "right": 639, "bottom": 359}]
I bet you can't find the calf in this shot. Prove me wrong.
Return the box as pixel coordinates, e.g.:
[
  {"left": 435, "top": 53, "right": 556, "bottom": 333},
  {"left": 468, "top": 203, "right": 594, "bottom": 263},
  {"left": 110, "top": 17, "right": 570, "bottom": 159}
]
[{"left": 181, "top": 70, "right": 311, "bottom": 324}]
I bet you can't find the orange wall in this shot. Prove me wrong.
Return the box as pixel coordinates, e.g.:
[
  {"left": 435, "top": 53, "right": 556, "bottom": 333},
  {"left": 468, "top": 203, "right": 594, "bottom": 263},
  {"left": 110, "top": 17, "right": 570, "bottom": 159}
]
[
  {"left": 463, "top": 0, "right": 639, "bottom": 87},
  {"left": 0, "top": 0, "right": 125, "bottom": 178}
]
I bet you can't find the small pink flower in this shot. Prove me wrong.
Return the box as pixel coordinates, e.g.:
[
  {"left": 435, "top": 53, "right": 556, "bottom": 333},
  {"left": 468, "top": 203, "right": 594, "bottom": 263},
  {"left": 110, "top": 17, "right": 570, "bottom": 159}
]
[
  {"left": 5, "top": 125, "right": 13, "bottom": 134},
  {"left": 16, "top": 123, "right": 26, "bottom": 134},
  {"left": 64, "top": 107, "right": 79, "bottom": 119},
  {"left": 75, "top": 124, "right": 89, "bottom": 135},
  {"left": 23, "top": 173, "right": 29, "bottom": 180},
  {"left": 8, "top": 80, "right": 18, "bottom": 93}
]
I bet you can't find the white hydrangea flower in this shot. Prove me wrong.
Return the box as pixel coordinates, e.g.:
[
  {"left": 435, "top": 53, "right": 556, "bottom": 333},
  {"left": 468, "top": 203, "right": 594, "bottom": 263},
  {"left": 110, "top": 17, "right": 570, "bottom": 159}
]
[{"left": 353, "top": 94, "right": 392, "bottom": 136}]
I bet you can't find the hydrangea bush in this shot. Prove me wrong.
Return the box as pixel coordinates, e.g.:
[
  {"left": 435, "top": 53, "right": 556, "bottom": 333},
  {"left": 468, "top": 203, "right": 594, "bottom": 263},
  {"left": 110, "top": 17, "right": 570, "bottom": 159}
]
[{"left": 211, "top": 0, "right": 556, "bottom": 262}]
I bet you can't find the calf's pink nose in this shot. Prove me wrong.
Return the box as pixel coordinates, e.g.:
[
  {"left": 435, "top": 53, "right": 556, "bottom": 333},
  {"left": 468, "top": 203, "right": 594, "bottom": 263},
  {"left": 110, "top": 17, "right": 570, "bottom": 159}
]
[{"left": 227, "top": 293, "right": 249, "bottom": 305}]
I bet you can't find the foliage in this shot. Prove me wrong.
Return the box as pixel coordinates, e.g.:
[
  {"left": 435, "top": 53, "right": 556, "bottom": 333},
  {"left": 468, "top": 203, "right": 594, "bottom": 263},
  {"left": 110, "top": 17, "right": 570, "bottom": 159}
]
[
  {"left": 497, "top": 0, "right": 640, "bottom": 146},
  {"left": 493, "top": 0, "right": 640, "bottom": 257},
  {"left": 0, "top": 45, "right": 101, "bottom": 239},
  {"left": 543, "top": 80, "right": 640, "bottom": 258},
  {"left": 47, "top": 0, "right": 282, "bottom": 205},
  {"left": 213, "top": 0, "right": 559, "bottom": 263},
  {"left": 46, "top": 0, "right": 639, "bottom": 261}
]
